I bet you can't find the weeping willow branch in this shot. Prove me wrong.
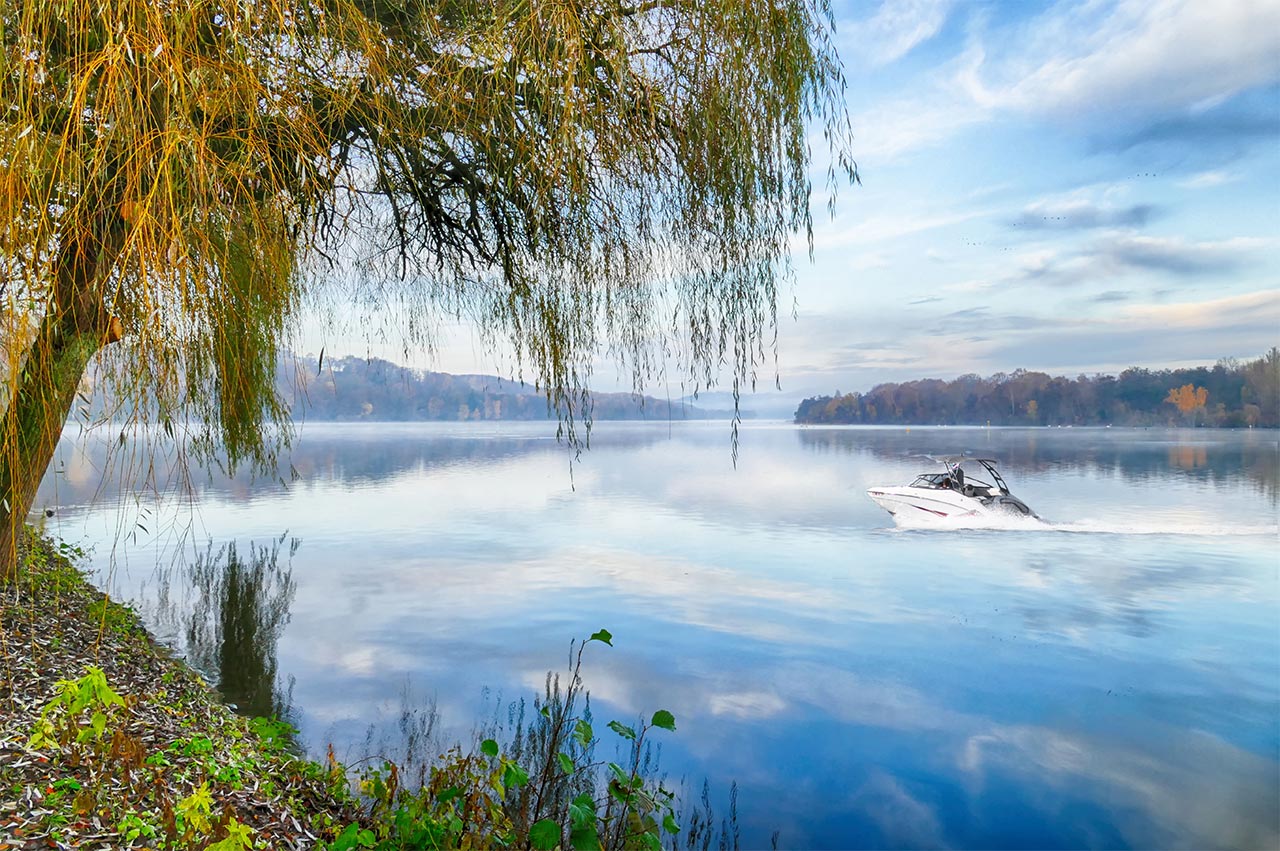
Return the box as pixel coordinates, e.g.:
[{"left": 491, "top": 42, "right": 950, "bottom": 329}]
[{"left": 0, "top": 0, "right": 858, "bottom": 577}]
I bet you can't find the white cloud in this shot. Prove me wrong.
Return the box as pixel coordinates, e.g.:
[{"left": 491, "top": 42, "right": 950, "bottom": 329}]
[
  {"left": 963, "top": 725, "right": 1279, "bottom": 850},
  {"left": 940, "top": 276, "right": 996, "bottom": 294},
  {"left": 957, "top": 0, "right": 1280, "bottom": 121},
  {"left": 851, "top": 771, "right": 949, "bottom": 847},
  {"left": 853, "top": 0, "right": 1280, "bottom": 163},
  {"left": 969, "top": 290, "right": 1280, "bottom": 374},
  {"left": 1013, "top": 248, "right": 1063, "bottom": 278},
  {"left": 1118, "top": 288, "right": 1280, "bottom": 329},
  {"left": 996, "top": 234, "right": 1271, "bottom": 288},
  {"left": 782, "top": 288, "right": 1280, "bottom": 386},
  {"left": 848, "top": 95, "right": 984, "bottom": 162},
  {"left": 1177, "top": 169, "right": 1241, "bottom": 189},
  {"left": 843, "top": 0, "right": 955, "bottom": 66},
  {"left": 812, "top": 205, "right": 990, "bottom": 250},
  {"left": 1098, "top": 234, "right": 1269, "bottom": 276}
]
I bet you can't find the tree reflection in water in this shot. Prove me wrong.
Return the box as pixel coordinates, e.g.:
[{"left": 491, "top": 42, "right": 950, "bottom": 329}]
[{"left": 183, "top": 534, "right": 298, "bottom": 721}]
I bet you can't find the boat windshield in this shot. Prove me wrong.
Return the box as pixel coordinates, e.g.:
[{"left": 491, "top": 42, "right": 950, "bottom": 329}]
[{"left": 911, "top": 473, "right": 947, "bottom": 488}]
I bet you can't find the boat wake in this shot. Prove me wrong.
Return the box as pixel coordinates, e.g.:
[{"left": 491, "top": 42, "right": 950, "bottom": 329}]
[
  {"left": 1043, "top": 518, "right": 1278, "bottom": 537},
  {"left": 890, "top": 513, "right": 1278, "bottom": 536}
]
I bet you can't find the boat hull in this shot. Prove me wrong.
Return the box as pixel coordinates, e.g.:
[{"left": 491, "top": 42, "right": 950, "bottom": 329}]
[{"left": 866, "top": 486, "right": 1036, "bottom": 520}]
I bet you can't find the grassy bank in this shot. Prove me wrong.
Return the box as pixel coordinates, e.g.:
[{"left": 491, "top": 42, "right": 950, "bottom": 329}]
[{"left": 0, "top": 531, "right": 361, "bottom": 849}]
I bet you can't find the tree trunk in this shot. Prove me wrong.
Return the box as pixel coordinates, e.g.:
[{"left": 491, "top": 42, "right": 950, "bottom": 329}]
[
  {"left": 0, "top": 323, "right": 104, "bottom": 579},
  {"left": 0, "top": 222, "right": 123, "bottom": 581}
]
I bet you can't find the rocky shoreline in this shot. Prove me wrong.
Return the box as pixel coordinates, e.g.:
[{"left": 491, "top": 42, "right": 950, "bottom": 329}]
[{"left": 0, "top": 531, "right": 361, "bottom": 849}]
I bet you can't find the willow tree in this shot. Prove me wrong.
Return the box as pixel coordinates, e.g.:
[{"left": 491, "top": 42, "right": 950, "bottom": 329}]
[{"left": 0, "top": 0, "right": 855, "bottom": 578}]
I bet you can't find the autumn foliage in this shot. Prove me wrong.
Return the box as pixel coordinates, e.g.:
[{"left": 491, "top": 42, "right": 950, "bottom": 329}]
[
  {"left": 1165, "top": 384, "right": 1208, "bottom": 414},
  {"left": 796, "top": 351, "right": 1279, "bottom": 427}
]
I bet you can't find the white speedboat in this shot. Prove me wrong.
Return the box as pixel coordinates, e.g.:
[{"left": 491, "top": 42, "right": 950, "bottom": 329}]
[{"left": 867, "top": 456, "right": 1037, "bottom": 520}]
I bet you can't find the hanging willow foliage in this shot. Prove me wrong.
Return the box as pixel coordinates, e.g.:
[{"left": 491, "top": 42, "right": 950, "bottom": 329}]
[{"left": 0, "top": 0, "right": 856, "bottom": 574}]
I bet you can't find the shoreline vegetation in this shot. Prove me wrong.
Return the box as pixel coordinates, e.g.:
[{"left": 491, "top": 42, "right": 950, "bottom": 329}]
[
  {"left": 0, "top": 531, "right": 361, "bottom": 849},
  {"left": 1, "top": 531, "right": 739, "bottom": 850},
  {"left": 794, "top": 349, "right": 1280, "bottom": 428}
]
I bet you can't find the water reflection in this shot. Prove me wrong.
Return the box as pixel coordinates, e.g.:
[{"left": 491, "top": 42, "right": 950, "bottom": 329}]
[
  {"left": 44, "top": 423, "right": 1280, "bottom": 849},
  {"left": 38, "top": 424, "right": 1278, "bottom": 517},
  {"left": 37, "top": 422, "right": 682, "bottom": 510},
  {"left": 142, "top": 534, "right": 298, "bottom": 719}
]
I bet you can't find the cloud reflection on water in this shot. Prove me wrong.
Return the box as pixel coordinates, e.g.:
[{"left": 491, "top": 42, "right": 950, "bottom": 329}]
[{"left": 44, "top": 422, "right": 1280, "bottom": 849}]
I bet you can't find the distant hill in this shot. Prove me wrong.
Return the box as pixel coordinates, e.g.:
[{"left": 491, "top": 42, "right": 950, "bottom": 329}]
[
  {"left": 794, "top": 349, "right": 1279, "bottom": 428},
  {"left": 284, "top": 354, "right": 733, "bottom": 422}
]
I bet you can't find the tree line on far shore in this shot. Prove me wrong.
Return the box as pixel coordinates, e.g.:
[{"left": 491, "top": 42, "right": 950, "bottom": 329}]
[{"left": 794, "top": 349, "right": 1280, "bottom": 428}]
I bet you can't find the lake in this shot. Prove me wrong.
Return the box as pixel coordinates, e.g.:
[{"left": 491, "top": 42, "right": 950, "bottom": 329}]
[{"left": 35, "top": 422, "right": 1280, "bottom": 849}]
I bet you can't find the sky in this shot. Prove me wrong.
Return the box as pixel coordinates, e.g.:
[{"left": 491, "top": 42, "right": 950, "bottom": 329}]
[{"left": 309, "top": 0, "right": 1280, "bottom": 410}]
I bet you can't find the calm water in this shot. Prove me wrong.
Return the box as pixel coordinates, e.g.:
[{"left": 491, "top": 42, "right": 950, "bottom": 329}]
[{"left": 36, "top": 423, "right": 1280, "bottom": 849}]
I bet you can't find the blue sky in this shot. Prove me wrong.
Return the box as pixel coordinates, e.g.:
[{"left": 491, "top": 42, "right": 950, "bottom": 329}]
[
  {"left": 779, "top": 0, "right": 1279, "bottom": 400},
  {"left": 312, "top": 0, "right": 1279, "bottom": 406}
]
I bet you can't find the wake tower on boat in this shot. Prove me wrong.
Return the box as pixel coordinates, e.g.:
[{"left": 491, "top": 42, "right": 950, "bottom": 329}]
[{"left": 867, "top": 455, "right": 1038, "bottom": 520}]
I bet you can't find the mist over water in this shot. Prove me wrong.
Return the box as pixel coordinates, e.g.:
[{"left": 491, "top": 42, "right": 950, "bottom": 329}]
[{"left": 36, "top": 423, "right": 1280, "bottom": 849}]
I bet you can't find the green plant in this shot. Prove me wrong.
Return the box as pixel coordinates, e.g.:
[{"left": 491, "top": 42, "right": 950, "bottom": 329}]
[
  {"left": 28, "top": 666, "right": 126, "bottom": 750},
  {"left": 40, "top": 776, "right": 82, "bottom": 824},
  {"left": 175, "top": 782, "right": 214, "bottom": 844},
  {"left": 330, "top": 823, "right": 378, "bottom": 851},
  {"left": 249, "top": 716, "right": 297, "bottom": 753},
  {"left": 86, "top": 596, "right": 137, "bottom": 636},
  {"left": 179, "top": 735, "right": 215, "bottom": 757},
  {"left": 324, "top": 630, "right": 687, "bottom": 851},
  {"left": 214, "top": 762, "right": 245, "bottom": 787},
  {"left": 206, "top": 817, "right": 257, "bottom": 851},
  {"left": 56, "top": 540, "right": 87, "bottom": 561},
  {"left": 117, "top": 812, "right": 159, "bottom": 844},
  {"left": 592, "top": 710, "right": 681, "bottom": 851},
  {"left": 25, "top": 536, "right": 86, "bottom": 594},
  {"left": 493, "top": 629, "right": 682, "bottom": 851}
]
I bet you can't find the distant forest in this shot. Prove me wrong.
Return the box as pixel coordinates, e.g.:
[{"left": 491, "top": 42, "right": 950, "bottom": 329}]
[
  {"left": 282, "top": 355, "right": 723, "bottom": 421},
  {"left": 794, "top": 349, "right": 1280, "bottom": 428}
]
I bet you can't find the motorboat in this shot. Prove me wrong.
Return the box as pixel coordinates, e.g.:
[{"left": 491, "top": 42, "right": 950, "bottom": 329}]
[{"left": 867, "top": 456, "right": 1038, "bottom": 520}]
